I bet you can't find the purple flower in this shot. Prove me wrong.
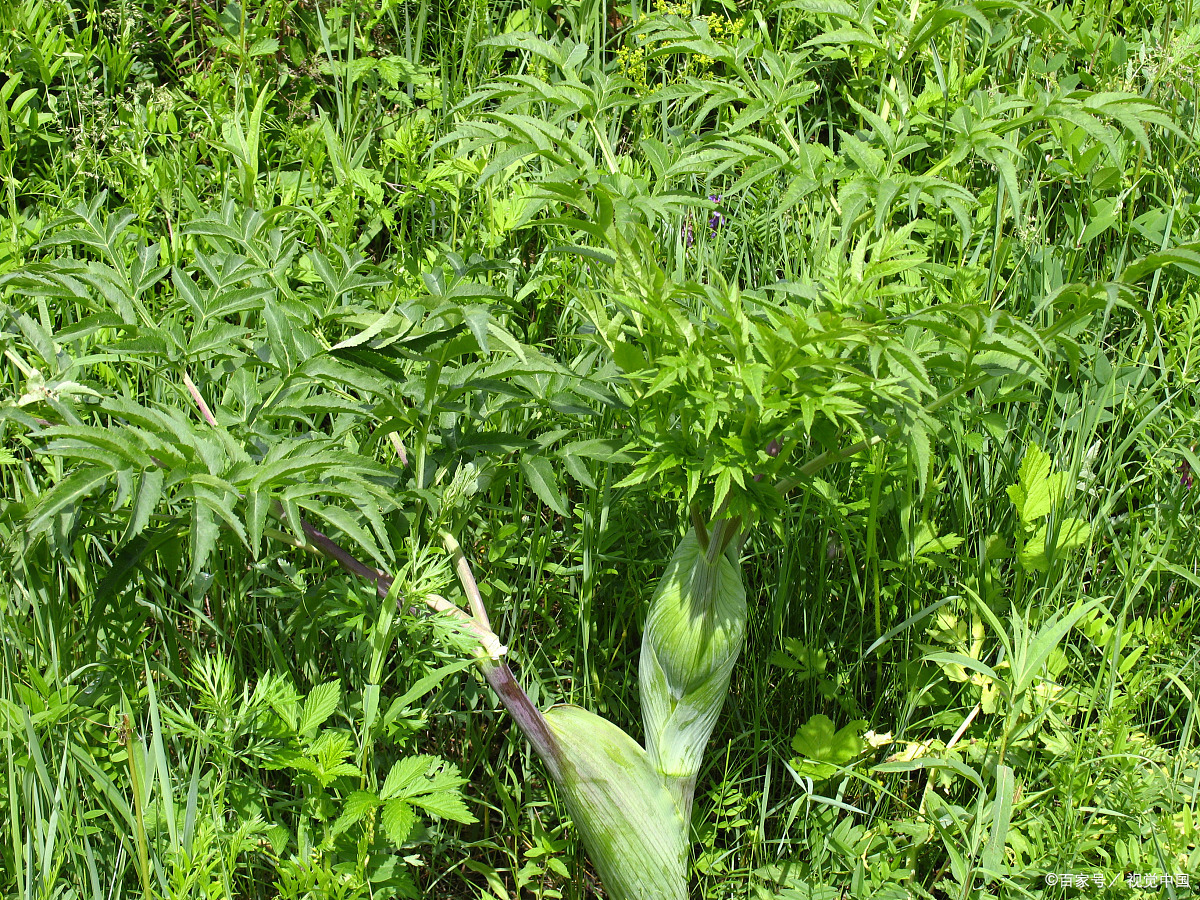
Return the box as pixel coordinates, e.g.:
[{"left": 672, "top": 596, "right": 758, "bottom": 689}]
[
  {"left": 682, "top": 216, "right": 695, "bottom": 248},
  {"left": 1182, "top": 460, "right": 1194, "bottom": 489},
  {"left": 708, "top": 194, "right": 725, "bottom": 233}
]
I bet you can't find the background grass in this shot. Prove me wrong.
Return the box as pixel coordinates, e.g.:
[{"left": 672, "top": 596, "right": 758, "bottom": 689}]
[{"left": 1, "top": 0, "right": 1199, "bottom": 898}]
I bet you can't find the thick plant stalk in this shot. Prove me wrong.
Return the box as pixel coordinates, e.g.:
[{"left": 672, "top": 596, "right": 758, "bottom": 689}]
[
  {"left": 180, "top": 367, "right": 736, "bottom": 898},
  {"left": 543, "top": 705, "right": 688, "bottom": 900},
  {"left": 640, "top": 524, "right": 747, "bottom": 819},
  {"left": 306, "top": 520, "right": 737, "bottom": 900}
]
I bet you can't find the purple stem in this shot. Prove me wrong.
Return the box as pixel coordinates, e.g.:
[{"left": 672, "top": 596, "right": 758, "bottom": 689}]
[
  {"left": 47, "top": 384, "right": 563, "bottom": 779},
  {"left": 299, "top": 520, "right": 562, "bottom": 775},
  {"left": 301, "top": 520, "right": 394, "bottom": 598},
  {"left": 478, "top": 660, "right": 563, "bottom": 780}
]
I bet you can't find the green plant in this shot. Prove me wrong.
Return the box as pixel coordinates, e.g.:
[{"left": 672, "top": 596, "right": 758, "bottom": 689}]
[{"left": 2, "top": 0, "right": 1199, "bottom": 897}]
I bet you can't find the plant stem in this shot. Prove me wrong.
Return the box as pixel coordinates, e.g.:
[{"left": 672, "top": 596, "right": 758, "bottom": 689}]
[
  {"left": 300, "top": 519, "right": 392, "bottom": 597},
  {"left": 442, "top": 530, "right": 491, "bottom": 630},
  {"left": 123, "top": 719, "right": 151, "bottom": 896},
  {"left": 477, "top": 659, "right": 563, "bottom": 781},
  {"left": 304, "top": 521, "right": 561, "bottom": 776},
  {"left": 181, "top": 370, "right": 218, "bottom": 427}
]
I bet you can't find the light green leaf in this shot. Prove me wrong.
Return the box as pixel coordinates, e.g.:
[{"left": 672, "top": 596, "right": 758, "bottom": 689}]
[
  {"left": 789, "top": 714, "right": 866, "bottom": 780},
  {"left": 1054, "top": 517, "right": 1092, "bottom": 554},
  {"left": 300, "top": 681, "right": 341, "bottom": 734},
  {"left": 1019, "top": 517, "right": 1091, "bottom": 573},
  {"left": 1006, "top": 443, "right": 1049, "bottom": 523},
  {"left": 332, "top": 791, "right": 381, "bottom": 834},
  {"left": 381, "top": 755, "right": 434, "bottom": 801},
  {"left": 381, "top": 799, "right": 415, "bottom": 846},
  {"left": 613, "top": 342, "right": 645, "bottom": 373},
  {"left": 410, "top": 790, "right": 476, "bottom": 824},
  {"left": 912, "top": 521, "right": 964, "bottom": 558}
]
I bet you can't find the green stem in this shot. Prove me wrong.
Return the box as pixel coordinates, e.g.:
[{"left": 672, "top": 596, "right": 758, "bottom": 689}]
[
  {"left": 590, "top": 119, "right": 619, "bottom": 175},
  {"left": 441, "top": 530, "right": 491, "bottom": 630},
  {"left": 125, "top": 728, "right": 151, "bottom": 896},
  {"left": 866, "top": 447, "right": 884, "bottom": 685}
]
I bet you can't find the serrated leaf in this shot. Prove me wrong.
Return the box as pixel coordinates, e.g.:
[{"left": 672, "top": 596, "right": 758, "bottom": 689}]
[
  {"left": 410, "top": 790, "right": 476, "bottom": 824},
  {"left": 519, "top": 454, "right": 569, "bottom": 517},
  {"left": 1054, "top": 517, "right": 1091, "bottom": 553},
  {"left": 323, "top": 762, "right": 363, "bottom": 779},
  {"left": 300, "top": 681, "right": 341, "bottom": 734},
  {"left": 909, "top": 421, "right": 931, "bottom": 498},
  {"left": 559, "top": 438, "right": 634, "bottom": 463},
  {"left": 782, "top": 0, "right": 860, "bottom": 20},
  {"left": 265, "top": 751, "right": 318, "bottom": 774},
  {"left": 26, "top": 467, "right": 110, "bottom": 536},
  {"left": 332, "top": 791, "right": 381, "bottom": 834},
  {"left": 912, "top": 522, "right": 964, "bottom": 558},
  {"left": 562, "top": 452, "right": 597, "bottom": 489},
  {"left": 121, "top": 467, "right": 163, "bottom": 544},
  {"left": 466, "top": 306, "right": 494, "bottom": 354},
  {"left": 381, "top": 755, "right": 434, "bottom": 801},
  {"left": 1008, "top": 443, "right": 1063, "bottom": 525},
  {"left": 381, "top": 799, "right": 415, "bottom": 846},
  {"left": 187, "top": 503, "right": 219, "bottom": 583},
  {"left": 380, "top": 755, "right": 476, "bottom": 823},
  {"left": 769, "top": 640, "right": 828, "bottom": 678},
  {"left": 263, "top": 300, "right": 297, "bottom": 372},
  {"left": 246, "top": 488, "right": 270, "bottom": 556},
  {"left": 302, "top": 501, "right": 388, "bottom": 568}
]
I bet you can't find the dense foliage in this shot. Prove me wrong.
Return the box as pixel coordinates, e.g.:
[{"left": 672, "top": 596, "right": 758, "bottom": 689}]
[{"left": 1, "top": 0, "right": 1198, "bottom": 897}]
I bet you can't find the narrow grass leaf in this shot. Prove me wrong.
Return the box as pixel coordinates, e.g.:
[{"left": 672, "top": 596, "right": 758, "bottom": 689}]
[{"left": 982, "top": 764, "right": 1015, "bottom": 874}]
